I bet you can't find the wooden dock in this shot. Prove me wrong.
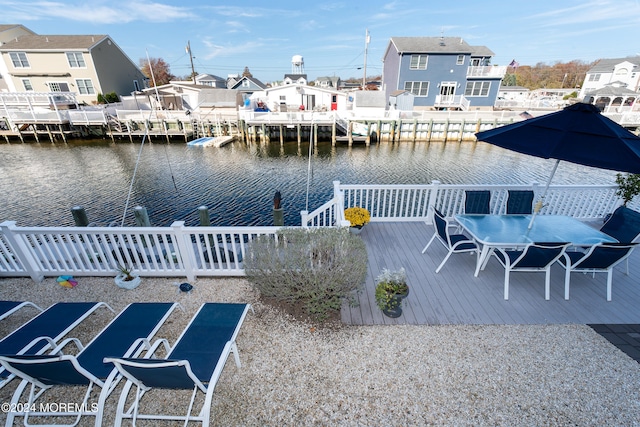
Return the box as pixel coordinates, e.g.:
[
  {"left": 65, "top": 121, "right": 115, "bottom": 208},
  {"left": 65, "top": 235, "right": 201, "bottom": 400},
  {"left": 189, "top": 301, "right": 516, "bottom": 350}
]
[{"left": 343, "top": 222, "right": 640, "bottom": 325}]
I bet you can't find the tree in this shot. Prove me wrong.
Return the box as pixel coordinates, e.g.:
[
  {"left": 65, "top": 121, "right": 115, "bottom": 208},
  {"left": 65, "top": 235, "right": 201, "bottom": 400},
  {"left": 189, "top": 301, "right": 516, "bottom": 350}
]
[
  {"left": 140, "top": 57, "right": 176, "bottom": 87},
  {"left": 500, "top": 60, "right": 595, "bottom": 90}
]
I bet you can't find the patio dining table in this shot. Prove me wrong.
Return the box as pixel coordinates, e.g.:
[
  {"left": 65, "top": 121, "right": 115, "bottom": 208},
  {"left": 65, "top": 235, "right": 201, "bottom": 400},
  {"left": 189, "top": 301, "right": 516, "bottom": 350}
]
[{"left": 454, "top": 214, "right": 618, "bottom": 277}]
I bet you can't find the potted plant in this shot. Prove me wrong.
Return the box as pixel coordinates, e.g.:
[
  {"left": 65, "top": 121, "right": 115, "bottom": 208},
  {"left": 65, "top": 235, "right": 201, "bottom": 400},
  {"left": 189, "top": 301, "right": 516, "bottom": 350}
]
[
  {"left": 615, "top": 173, "right": 640, "bottom": 206},
  {"left": 374, "top": 268, "right": 408, "bottom": 318},
  {"left": 344, "top": 207, "right": 370, "bottom": 234},
  {"left": 114, "top": 264, "right": 141, "bottom": 290}
]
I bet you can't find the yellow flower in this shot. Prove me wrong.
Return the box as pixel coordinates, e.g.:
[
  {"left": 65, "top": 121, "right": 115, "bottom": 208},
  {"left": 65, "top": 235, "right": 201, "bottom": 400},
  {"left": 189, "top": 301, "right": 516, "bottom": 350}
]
[{"left": 344, "top": 207, "right": 370, "bottom": 227}]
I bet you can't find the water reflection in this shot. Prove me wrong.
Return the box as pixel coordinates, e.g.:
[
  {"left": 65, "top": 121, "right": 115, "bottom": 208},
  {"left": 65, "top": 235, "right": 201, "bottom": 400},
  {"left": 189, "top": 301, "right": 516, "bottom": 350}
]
[{"left": 0, "top": 139, "right": 617, "bottom": 227}]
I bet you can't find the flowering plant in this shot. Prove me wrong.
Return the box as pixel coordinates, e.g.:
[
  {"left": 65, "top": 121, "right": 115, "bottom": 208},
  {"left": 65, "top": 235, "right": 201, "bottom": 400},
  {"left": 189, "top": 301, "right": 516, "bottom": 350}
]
[
  {"left": 374, "top": 268, "right": 408, "bottom": 310},
  {"left": 344, "top": 207, "right": 370, "bottom": 227}
]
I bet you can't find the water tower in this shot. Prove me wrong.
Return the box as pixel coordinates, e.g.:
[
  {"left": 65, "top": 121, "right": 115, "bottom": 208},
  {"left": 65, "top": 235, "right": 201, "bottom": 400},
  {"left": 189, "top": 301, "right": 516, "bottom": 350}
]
[{"left": 291, "top": 55, "right": 304, "bottom": 73}]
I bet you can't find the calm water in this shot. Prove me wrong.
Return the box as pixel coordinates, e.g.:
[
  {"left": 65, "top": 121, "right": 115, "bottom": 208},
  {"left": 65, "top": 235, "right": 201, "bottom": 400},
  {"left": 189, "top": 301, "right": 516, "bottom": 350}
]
[{"left": 0, "top": 139, "right": 618, "bottom": 227}]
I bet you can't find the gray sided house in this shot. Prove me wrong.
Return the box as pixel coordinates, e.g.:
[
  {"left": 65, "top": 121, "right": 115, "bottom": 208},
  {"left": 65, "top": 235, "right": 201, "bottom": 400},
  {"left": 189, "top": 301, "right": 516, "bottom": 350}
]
[
  {"left": 382, "top": 36, "right": 506, "bottom": 110},
  {"left": 0, "top": 33, "right": 146, "bottom": 105}
]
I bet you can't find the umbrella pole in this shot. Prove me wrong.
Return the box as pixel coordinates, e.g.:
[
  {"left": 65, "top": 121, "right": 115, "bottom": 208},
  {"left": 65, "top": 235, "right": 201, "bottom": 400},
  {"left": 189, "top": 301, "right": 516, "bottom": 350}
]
[{"left": 528, "top": 159, "right": 560, "bottom": 229}]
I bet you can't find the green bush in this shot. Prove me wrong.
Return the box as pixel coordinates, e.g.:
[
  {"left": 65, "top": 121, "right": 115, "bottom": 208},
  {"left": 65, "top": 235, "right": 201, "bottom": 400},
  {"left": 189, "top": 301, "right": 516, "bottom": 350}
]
[
  {"left": 615, "top": 173, "right": 640, "bottom": 206},
  {"left": 97, "top": 92, "right": 120, "bottom": 104},
  {"left": 244, "top": 227, "right": 367, "bottom": 322}
]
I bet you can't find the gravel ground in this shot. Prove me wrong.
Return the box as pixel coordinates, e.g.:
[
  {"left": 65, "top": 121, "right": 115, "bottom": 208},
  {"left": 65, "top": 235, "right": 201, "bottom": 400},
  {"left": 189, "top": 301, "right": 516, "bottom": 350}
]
[{"left": 1, "top": 276, "right": 640, "bottom": 426}]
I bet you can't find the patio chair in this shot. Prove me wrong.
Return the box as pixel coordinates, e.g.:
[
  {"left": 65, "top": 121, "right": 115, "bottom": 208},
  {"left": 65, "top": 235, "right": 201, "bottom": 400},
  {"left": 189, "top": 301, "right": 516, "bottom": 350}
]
[
  {"left": 464, "top": 190, "right": 491, "bottom": 214},
  {"left": 422, "top": 208, "right": 478, "bottom": 273},
  {"left": 0, "top": 302, "right": 111, "bottom": 389},
  {"left": 0, "top": 300, "right": 43, "bottom": 322},
  {"left": 599, "top": 206, "right": 640, "bottom": 274},
  {"left": 104, "top": 302, "right": 252, "bottom": 426},
  {"left": 0, "top": 302, "right": 178, "bottom": 427},
  {"left": 492, "top": 242, "right": 571, "bottom": 300},
  {"left": 558, "top": 242, "right": 637, "bottom": 301},
  {"left": 506, "top": 190, "right": 534, "bottom": 214}
]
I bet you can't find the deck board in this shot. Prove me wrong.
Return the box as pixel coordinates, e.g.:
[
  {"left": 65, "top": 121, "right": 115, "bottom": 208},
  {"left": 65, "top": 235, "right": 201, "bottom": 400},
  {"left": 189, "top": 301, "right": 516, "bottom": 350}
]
[{"left": 342, "top": 222, "right": 640, "bottom": 325}]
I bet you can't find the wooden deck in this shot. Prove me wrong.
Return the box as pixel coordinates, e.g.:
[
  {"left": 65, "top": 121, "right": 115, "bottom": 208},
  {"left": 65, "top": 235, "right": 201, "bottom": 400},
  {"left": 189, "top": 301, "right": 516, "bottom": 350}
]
[{"left": 342, "top": 222, "right": 640, "bottom": 325}]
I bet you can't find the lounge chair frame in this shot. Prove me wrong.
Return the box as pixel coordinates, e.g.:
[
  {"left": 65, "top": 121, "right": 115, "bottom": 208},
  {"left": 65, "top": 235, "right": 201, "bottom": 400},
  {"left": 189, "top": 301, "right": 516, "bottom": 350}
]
[
  {"left": 0, "top": 301, "right": 43, "bottom": 322},
  {"left": 0, "top": 302, "right": 178, "bottom": 427},
  {"left": 0, "top": 301, "right": 112, "bottom": 390},
  {"left": 105, "top": 302, "right": 252, "bottom": 427}
]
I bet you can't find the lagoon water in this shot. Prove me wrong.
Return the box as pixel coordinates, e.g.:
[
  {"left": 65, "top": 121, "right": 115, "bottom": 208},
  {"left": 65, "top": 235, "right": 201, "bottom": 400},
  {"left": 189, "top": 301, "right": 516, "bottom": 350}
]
[{"left": 0, "top": 139, "right": 618, "bottom": 227}]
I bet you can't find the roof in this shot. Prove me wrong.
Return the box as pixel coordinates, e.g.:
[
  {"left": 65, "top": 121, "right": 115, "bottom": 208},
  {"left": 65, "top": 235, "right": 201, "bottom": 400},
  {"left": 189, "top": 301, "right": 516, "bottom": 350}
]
[
  {"left": 588, "top": 57, "right": 640, "bottom": 73},
  {"left": 389, "top": 37, "right": 494, "bottom": 56},
  {"left": 0, "top": 34, "right": 107, "bottom": 50},
  {"left": 585, "top": 84, "right": 639, "bottom": 97},
  {"left": 284, "top": 74, "right": 307, "bottom": 80}
]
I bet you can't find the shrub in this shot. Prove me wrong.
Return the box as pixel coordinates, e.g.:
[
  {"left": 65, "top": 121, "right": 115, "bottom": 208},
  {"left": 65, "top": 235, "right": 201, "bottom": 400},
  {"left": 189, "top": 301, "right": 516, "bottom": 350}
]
[
  {"left": 615, "top": 173, "right": 640, "bottom": 206},
  {"left": 244, "top": 227, "right": 367, "bottom": 322}
]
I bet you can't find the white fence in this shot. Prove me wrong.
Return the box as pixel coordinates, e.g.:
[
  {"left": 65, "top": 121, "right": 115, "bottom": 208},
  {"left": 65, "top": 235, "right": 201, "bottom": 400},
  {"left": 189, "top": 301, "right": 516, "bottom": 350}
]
[
  {"left": 2, "top": 182, "right": 634, "bottom": 282},
  {"left": 0, "top": 221, "right": 279, "bottom": 282},
  {"left": 302, "top": 181, "right": 632, "bottom": 227}
]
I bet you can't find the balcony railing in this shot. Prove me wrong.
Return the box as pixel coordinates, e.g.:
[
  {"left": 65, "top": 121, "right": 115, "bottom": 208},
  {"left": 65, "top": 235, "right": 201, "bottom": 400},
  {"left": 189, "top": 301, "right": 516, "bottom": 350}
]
[{"left": 467, "top": 65, "right": 508, "bottom": 78}]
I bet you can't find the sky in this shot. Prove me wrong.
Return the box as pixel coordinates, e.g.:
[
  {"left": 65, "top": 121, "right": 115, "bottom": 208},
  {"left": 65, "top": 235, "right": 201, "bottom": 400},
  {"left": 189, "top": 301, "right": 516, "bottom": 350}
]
[{"left": 2, "top": 0, "right": 640, "bottom": 83}]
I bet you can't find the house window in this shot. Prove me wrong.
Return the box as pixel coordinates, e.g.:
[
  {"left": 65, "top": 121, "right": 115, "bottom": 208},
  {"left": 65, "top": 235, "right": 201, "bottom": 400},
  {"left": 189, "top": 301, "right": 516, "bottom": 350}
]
[
  {"left": 133, "top": 80, "right": 140, "bottom": 91},
  {"left": 22, "top": 79, "right": 33, "bottom": 91},
  {"left": 404, "top": 81, "right": 429, "bottom": 96},
  {"left": 456, "top": 55, "right": 465, "bottom": 65},
  {"left": 76, "top": 79, "right": 95, "bottom": 95},
  {"left": 9, "top": 52, "right": 29, "bottom": 68},
  {"left": 588, "top": 74, "right": 601, "bottom": 82},
  {"left": 66, "top": 52, "right": 86, "bottom": 68},
  {"left": 615, "top": 68, "right": 629, "bottom": 76},
  {"left": 409, "top": 55, "right": 428, "bottom": 70},
  {"left": 464, "top": 81, "right": 491, "bottom": 97},
  {"left": 48, "top": 82, "right": 70, "bottom": 92},
  {"left": 242, "top": 80, "right": 250, "bottom": 88}
]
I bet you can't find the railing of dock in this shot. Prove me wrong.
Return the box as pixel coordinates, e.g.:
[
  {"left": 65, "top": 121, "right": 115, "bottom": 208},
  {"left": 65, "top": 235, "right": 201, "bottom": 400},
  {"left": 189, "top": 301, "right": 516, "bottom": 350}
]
[
  {"left": 0, "top": 221, "right": 279, "bottom": 282},
  {"left": 301, "top": 181, "right": 634, "bottom": 227}
]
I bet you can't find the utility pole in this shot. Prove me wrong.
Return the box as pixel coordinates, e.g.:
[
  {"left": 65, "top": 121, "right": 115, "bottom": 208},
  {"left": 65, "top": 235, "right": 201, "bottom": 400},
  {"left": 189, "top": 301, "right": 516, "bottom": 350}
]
[
  {"left": 362, "top": 29, "right": 370, "bottom": 90},
  {"left": 186, "top": 41, "right": 196, "bottom": 84}
]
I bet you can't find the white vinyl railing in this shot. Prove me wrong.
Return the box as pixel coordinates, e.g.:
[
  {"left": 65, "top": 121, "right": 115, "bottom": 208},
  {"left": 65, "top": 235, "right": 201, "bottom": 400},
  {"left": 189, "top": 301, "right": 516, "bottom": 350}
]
[
  {"left": 0, "top": 221, "right": 279, "bottom": 282},
  {"left": 301, "top": 181, "right": 632, "bottom": 226},
  {"left": 3, "top": 182, "right": 635, "bottom": 282}
]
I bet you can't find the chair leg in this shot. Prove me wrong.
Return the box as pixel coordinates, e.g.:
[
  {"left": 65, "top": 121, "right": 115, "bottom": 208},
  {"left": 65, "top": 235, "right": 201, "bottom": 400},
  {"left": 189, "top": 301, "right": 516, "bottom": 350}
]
[
  {"left": 503, "top": 269, "right": 510, "bottom": 300},
  {"left": 422, "top": 233, "right": 437, "bottom": 254},
  {"left": 544, "top": 269, "right": 551, "bottom": 300},
  {"left": 564, "top": 268, "right": 571, "bottom": 300},
  {"left": 606, "top": 270, "right": 613, "bottom": 301},
  {"left": 435, "top": 250, "right": 454, "bottom": 273}
]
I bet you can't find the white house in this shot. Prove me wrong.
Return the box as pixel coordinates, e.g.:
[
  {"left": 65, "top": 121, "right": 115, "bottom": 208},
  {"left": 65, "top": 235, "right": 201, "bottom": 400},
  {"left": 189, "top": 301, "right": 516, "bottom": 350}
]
[
  {"left": 578, "top": 57, "right": 640, "bottom": 100},
  {"left": 250, "top": 83, "right": 346, "bottom": 112}
]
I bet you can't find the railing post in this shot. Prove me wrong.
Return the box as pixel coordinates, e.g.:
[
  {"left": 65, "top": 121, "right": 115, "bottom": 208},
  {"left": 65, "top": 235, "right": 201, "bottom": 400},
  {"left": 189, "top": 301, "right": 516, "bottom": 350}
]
[
  {"left": 300, "top": 210, "right": 309, "bottom": 228},
  {"left": 0, "top": 221, "right": 44, "bottom": 282},
  {"left": 425, "top": 180, "right": 440, "bottom": 225},
  {"left": 171, "top": 221, "right": 196, "bottom": 281}
]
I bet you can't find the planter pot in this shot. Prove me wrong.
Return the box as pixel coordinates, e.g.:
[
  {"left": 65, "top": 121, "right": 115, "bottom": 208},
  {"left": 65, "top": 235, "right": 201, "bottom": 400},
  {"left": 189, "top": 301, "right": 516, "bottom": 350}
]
[
  {"left": 396, "top": 286, "right": 409, "bottom": 300},
  {"left": 115, "top": 273, "right": 141, "bottom": 290},
  {"left": 349, "top": 225, "right": 364, "bottom": 235},
  {"left": 381, "top": 295, "right": 403, "bottom": 318}
]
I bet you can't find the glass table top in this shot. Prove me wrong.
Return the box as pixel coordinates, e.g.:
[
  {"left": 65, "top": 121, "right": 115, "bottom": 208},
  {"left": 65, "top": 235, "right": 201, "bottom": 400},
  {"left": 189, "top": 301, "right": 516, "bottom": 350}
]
[{"left": 454, "top": 214, "right": 618, "bottom": 246}]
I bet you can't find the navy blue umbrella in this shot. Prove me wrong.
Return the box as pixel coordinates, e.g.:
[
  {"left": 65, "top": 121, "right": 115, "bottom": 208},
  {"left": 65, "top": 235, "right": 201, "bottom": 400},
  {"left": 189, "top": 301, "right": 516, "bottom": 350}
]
[
  {"left": 476, "top": 103, "right": 640, "bottom": 177},
  {"left": 476, "top": 102, "right": 640, "bottom": 226}
]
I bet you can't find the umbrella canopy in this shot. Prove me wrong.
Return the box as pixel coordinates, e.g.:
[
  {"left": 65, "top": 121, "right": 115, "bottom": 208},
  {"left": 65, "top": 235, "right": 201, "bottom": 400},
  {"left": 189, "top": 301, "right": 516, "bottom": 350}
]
[{"left": 475, "top": 103, "right": 640, "bottom": 174}]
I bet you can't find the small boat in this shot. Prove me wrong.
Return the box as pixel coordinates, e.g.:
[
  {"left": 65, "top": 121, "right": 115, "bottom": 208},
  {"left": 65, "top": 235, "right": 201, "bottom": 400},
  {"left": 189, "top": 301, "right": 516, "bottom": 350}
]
[{"left": 187, "top": 136, "right": 234, "bottom": 148}]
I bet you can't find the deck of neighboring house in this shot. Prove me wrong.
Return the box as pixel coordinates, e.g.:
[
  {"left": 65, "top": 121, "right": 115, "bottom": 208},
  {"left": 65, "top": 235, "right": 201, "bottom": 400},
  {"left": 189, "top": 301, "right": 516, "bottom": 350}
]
[{"left": 342, "top": 221, "right": 640, "bottom": 325}]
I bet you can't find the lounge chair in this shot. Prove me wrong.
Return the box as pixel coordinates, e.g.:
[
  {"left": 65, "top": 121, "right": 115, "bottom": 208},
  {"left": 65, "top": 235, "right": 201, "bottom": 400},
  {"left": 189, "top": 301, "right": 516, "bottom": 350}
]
[
  {"left": 599, "top": 206, "right": 640, "bottom": 274},
  {"left": 0, "top": 300, "right": 43, "bottom": 322},
  {"left": 422, "top": 208, "right": 478, "bottom": 273},
  {"left": 0, "top": 301, "right": 111, "bottom": 389},
  {"left": 0, "top": 302, "right": 178, "bottom": 427},
  {"left": 105, "top": 302, "right": 252, "bottom": 426},
  {"left": 492, "top": 242, "right": 571, "bottom": 300},
  {"left": 558, "top": 242, "right": 637, "bottom": 301}
]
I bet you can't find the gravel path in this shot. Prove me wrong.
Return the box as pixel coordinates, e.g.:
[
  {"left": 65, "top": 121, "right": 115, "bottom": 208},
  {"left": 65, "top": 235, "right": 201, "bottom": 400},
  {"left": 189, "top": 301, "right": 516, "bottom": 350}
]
[{"left": 1, "top": 276, "right": 640, "bottom": 426}]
